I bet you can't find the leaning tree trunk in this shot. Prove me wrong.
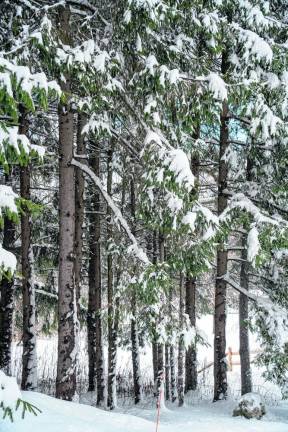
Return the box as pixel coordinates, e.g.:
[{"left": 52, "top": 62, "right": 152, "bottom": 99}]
[
  {"left": 130, "top": 175, "right": 142, "bottom": 404},
  {"left": 185, "top": 276, "right": 197, "bottom": 393},
  {"left": 213, "top": 52, "right": 229, "bottom": 402},
  {"left": 178, "top": 274, "right": 185, "bottom": 407},
  {"left": 74, "top": 113, "right": 86, "bottom": 316},
  {"left": 107, "top": 141, "right": 118, "bottom": 410},
  {"left": 0, "top": 210, "right": 15, "bottom": 375},
  {"left": 20, "top": 109, "right": 37, "bottom": 391},
  {"left": 87, "top": 141, "right": 105, "bottom": 405},
  {"left": 56, "top": 6, "right": 77, "bottom": 401}
]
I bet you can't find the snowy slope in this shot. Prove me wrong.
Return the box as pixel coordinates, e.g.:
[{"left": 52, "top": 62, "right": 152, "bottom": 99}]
[{"left": 1, "top": 391, "right": 288, "bottom": 432}]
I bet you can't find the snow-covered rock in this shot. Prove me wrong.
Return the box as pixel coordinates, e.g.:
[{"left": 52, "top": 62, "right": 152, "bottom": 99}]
[{"left": 233, "top": 392, "right": 266, "bottom": 419}]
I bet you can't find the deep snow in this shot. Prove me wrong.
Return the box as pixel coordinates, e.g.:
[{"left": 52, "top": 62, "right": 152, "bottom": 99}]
[{"left": 1, "top": 391, "right": 288, "bottom": 432}]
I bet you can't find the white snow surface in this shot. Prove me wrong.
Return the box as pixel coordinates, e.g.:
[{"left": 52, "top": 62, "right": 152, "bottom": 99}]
[{"left": 2, "top": 390, "right": 288, "bottom": 432}]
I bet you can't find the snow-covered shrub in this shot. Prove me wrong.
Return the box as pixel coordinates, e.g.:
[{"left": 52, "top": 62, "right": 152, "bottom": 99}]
[
  {"left": 0, "top": 370, "right": 21, "bottom": 420},
  {"left": 233, "top": 393, "right": 266, "bottom": 420},
  {"left": 0, "top": 370, "right": 41, "bottom": 422}
]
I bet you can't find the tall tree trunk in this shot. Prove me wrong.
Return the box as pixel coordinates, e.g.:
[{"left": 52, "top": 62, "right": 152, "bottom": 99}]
[
  {"left": 213, "top": 52, "right": 229, "bottom": 402},
  {"left": 156, "top": 233, "right": 165, "bottom": 402},
  {"left": 0, "top": 206, "right": 15, "bottom": 375},
  {"left": 87, "top": 142, "right": 105, "bottom": 406},
  {"left": 165, "top": 344, "right": 170, "bottom": 400},
  {"left": 20, "top": 109, "right": 37, "bottom": 391},
  {"left": 185, "top": 276, "right": 197, "bottom": 393},
  {"left": 239, "top": 155, "right": 253, "bottom": 395},
  {"left": 56, "top": 6, "right": 77, "bottom": 401},
  {"left": 130, "top": 175, "right": 142, "bottom": 404},
  {"left": 170, "top": 346, "right": 177, "bottom": 402},
  {"left": 74, "top": 113, "right": 86, "bottom": 316},
  {"left": 107, "top": 142, "right": 118, "bottom": 410},
  {"left": 185, "top": 127, "right": 200, "bottom": 393},
  {"left": 178, "top": 274, "right": 185, "bottom": 407},
  {"left": 152, "top": 230, "right": 158, "bottom": 392},
  {"left": 239, "top": 235, "right": 252, "bottom": 395}
]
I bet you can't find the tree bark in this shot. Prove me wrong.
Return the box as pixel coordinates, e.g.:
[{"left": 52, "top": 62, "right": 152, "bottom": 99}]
[
  {"left": 74, "top": 113, "right": 86, "bottom": 316},
  {"left": 0, "top": 211, "right": 15, "bottom": 375},
  {"left": 130, "top": 174, "right": 142, "bottom": 404},
  {"left": 185, "top": 126, "right": 199, "bottom": 393},
  {"left": 19, "top": 109, "right": 37, "bottom": 391},
  {"left": 213, "top": 61, "right": 229, "bottom": 401},
  {"left": 107, "top": 142, "right": 118, "bottom": 410},
  {"left": 178, "top": 274, "right": 185, "bottom": 407},
  {"left": 165, "top": 344, "right": 170, "bottom": 400},
  {"left": 170, "top": 346, "right": 177, "bottom": 402},
  {"left": 56, "top": 6, "right": 77, "bottom": 401},
  {"left": 156, "top": 233, "right": 165, "bottom": 402},
  {"left": 239, "top": 235, "right": 252, "bottom": 395},
  {"left": 239, "top": 155, "right": 253, "bottom": 395},
  {"left": 185, "top": 276, "right": 197, "bottom": 392},
  {"left": 87, "top": 142, "right": 105, "bottom": 406}
]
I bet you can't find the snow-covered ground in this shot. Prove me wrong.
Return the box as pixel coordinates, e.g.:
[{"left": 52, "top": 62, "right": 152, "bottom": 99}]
[
  {"left": 1, "top": 391, "right": 288, "bottom": 432},
  {"left": 10, "top": 313, "right": 282, "bottom": 403},
  {"left": 2, "top": 312, "right": 286, "bottom": 431}
]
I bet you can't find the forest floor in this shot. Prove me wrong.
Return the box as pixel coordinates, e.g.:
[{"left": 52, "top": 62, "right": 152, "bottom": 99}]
[{"left": 2, "top": 390, "right": 288, "bottom": 432}]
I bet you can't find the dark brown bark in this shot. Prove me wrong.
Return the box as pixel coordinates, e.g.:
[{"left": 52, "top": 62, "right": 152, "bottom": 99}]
[
  {"left": 74, "top": 113, "right": 86, "bottom": 315},
  {"left": 239, "top": 156, "right": 253, "bottom": 395},
  {"left": 239, "top": 235, "right": 252, "bottom": 395},
  {"left": 87, "top": 142, "right": 105, "bottom": 406},
  {"left": 0, "top": 211, "right": 15, "bottom": 375},
  {"left": 178, "top": 274, "right": 185, "bottom": 407},
  {"left": 185, "top": 126, "right": 199, "bottom": 393},
  {"left": 213, "top": 62, "right": 229, "bottom": 400},
  {"left": 130, "top": 174, "right": 142, "bottom": 404},
  {"left": 107, "top": 142, "right": 118, "bottom": 410},
  {"left": 165, "top": 344, "right": 170, "bottom": 400},
  {"left": 156, "top": 233, "right": 165, "bottom": 402},
  {"left": 19, "top": 109, "right": 37, "bottom": 391},
  {"left": 170, "top": 346, "right": 177, "bottom": 402},
  {"left": 56, "top": 6, "right": 77, "bottom": 401},
  {"left": 185, "top": 276, "right": 197, "bottom": 392}
]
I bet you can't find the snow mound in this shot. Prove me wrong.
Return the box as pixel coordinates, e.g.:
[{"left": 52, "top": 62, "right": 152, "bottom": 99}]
[{"left": 233, "top": 392, "right": 266, "bottom": 419}]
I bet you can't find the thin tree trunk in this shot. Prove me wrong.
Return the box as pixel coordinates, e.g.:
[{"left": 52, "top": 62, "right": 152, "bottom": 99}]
[
  {"left": 152, "top": 230, "right": 158, "bottom": 392},
  {"left": 87, "top": 143, "right": 105, "bottom": 406},
  {"left": 56, "top": 6, "right": 77, "bottom": 401},
  {"left": 156, "top": 233, "right": 165, "bottom": 402},
  {"left": 170, "top": 346, "right": 177, "bottom": 402},
  {"left": 0, "top": 211, "right": 15, "bottom": 375},
  {"left": 178, "top": 274, "right": 185, "bottom": 407},
  {"left": 185, "top": 127, "right": 199, "bottom": 393},
  {"left": 239, "top": 235, "right": 252, "bottom": 395},
  {"left": 74, "top": 113, "right": 86, "bottom": 316},
  {"left": 20, "top": 109, "right": 37, "bottom": 391},
  {"left": 185, "top": 276, "right": 197, "bottom": 392},
  {"left": 165, "top": 344, "right": 170, "bottom": 400},
  {"left": 239, "top": 155, "right": 253, "bottom": 395},
  {"left": 107, "top": 142, "right": 118, "bottom": 410},
  {"left": 213, "top": 52, "right": 229, "bottom": 402},
  {"left": 130, "top": 175, "right": 142, "bottom": 404}
]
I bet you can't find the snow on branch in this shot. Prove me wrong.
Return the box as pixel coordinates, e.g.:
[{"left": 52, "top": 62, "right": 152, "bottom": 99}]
[{"left": 71, "top": 158, "right": 149, "bottom": 265}]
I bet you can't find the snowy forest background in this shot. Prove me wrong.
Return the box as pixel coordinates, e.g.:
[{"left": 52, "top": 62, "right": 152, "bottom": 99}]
[{"left": 0, "top": 0, "right": 288, "bottom": 429}]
